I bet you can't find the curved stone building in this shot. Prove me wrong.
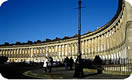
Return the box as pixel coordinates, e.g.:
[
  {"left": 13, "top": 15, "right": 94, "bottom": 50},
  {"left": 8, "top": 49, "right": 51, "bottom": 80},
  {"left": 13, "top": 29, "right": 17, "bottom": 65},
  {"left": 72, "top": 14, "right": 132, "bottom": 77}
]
[{"left": 0, "top": 0, "right": 132, "bottom": 64}]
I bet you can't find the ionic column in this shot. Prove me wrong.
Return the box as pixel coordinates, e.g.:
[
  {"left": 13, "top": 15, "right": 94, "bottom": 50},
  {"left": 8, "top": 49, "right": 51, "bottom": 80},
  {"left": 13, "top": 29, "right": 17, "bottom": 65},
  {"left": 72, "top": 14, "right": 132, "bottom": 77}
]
[
  {"left": 70, "top": 44, "right": 72, "bottom": 56},
  {"left": 14, "top": 49, "right": 17, "bottom": 58},
  {"left": 42, "top": 47, "right": 45, "bottom": 56},
  {"left": 41, "top": 47, "right": 43, "bottom": 55},
  {"left": 104, "top": 34, "right": 107, "bottom": 54},
  {"left": 1, "top": 49, "right": 3, "bottom": 56},
  {"left": 40, "top": 47, "right": 42, "bottom": 54},
  {"left": 12, "top": 49, "right": 14, "bottom": 58},
  {"left": 49, "top": 47, "right": 51, "bottom": 56},
  {"left": 6, "top": 49, "right": 9, "bottom": 58},
  {"left": 56, "top": 45, "right": 58, "bottom": 57},
  {"left": 60, "top": 45, "right": 63, "bottom": 57},
  {"left": 33, "top": 48, "right": 36, "bottom": 58},
  {"left": 23, "top": 48, "right": 25, "bottom": 58},
  {"left": 95, "top": 37, "right": 98, "bottom": 55},
  {"left": 12, "top": 49, "right": 15, "bottom": 58},
  {"left": 41, "top": 47, "right": 44, "bottom": 57},
  {"left": 21, "top": 48, "right": 23, "bottom": 59},
  {"left": 55, "top": 46, "right": 57, "bottom": 56},
  {"left": 34, "top": 48, "right": 36, "bottom": 57},
  {"left": 69, "top": 44, "right": 72, "bottom": 56},
  {"left": 15, "top": 49, "right": 18, "bottom": 58},
  {"left": 106, "top": 32, "right": 110, "bottom": 50},
  {"left": 0, "top": 49, "right": 1, "bottom": 56},
  {"left": 62, "top": 44, "right": 64, "bottom": 56},
  {"left": 101, "top": 35, "right": 104, "bottom": 58},
  {"left": 54, "top": 46, "right": 56, "bottom": 56},
  {"left": 81, "top": 41, "right": 84, "bottom": 55},
  {"left": 30, "top": 48, "right": 33, "bottom": 59},
  {"left": 3, "top": 49, "right": 5, "bottom": 56},
  {"left": 85, "top": 40, "right": 88, "bottom": 56},
  {"left": 52, "top": 46, "right": 55, "bottom": 56},
  {"left": 67, "top": 44, "right": 69, "bottom": 56},
  {"left": 48, "top": 47, "right": 50, "bottom": 56},
  {"left": 72, "top": 43, "right": 75, "bottom": 56},
  {"left": 25, "top": 48, "right": 27, "bottom": 60},
  {"left": 10, "top": 49, "right": 12, "bottom": 58},
  {"left": 30, "top": 48, "right": 32, "bottom": 58},
  {"left": 89, "top": 39, "right": 91, "bottom": 58},
  {"left": 8, "top": 49, "right": 11, "bottom": 58},
  {"left": 7, "top": 49, "right": 9, "bottom": 57},
  {"left": 87, "top": 40, "right": 90, "bottom": 55},
  {"left": 112, "top": 28, "right": 116, "bottom": 49},
  {"left": 27, "top": 48, "right": 29, "bottom": 58},
  {"left": 83, "top": 41, "right": 86, "bottom": 55},
  {"left": 4, "top": 49, "right": 6, "bottom": 56},
  {"left": 18, "top": 49, "right": 21, "bottom": 58},
  {"left": 91, "top": 39, "right": 94, "bottom": 59},
  {"left": 93, "top": 38, "right": 95, "bottom": 57},
  {"left": 38, "top": 47, "right": 41, "bottom": 54},
  {"left": 50, "top": 46, "right": 53, "bottom": 56},
  {"left": 75, "top": 43, "right": 78, "bottom": 56},
  {"left": 41, "top": 47, "right": 43, "bottom": 56},
  {"left": 98, "top": 36, "right": 101, "bottom": 52},
  {"left": 58, "top": 45, "right": 61, "bottom": 57},
  {"left": 116, "top": 27, "right": 120, "bottom": 46},
  {"left": 64, "top": 44, "right": 66, "bottom": 56},
  {"left": 114, "top": 28, "right": 118, "bottom": 47},
  {"left": 65, "top": 44, "right": 67, "bottom": 56},
  {"left": 67, "top": 44, "right": 70, "bottom": 56},
  {"left": 70, "top": 43, "right": 74, "bottom": 56},
  {"left": 101, "top": 35, "right": 104, "bottom": 52},
  {"left": 86, "top": 40, "right": 88, "bottom": 56},
  {"left": 28, "top": 48, "right": 30, "bottom": 58},
  {"left": 35, "top": 48, "right": 38, "bottom": 54},
  {"left": 102, "top": 34, "right": 105, "bottom": 58},
  {"left": 118, "top": 24, "right": 122, "bottom": 45},
  {"left": 47, "top": 47, "right": 50, "bottom": 56},
  {"left": 96, "top": 36, "right": 99, "bottom": 55},
  {"left": 5, "top": 49, "right": 7, "bottom": 56}
]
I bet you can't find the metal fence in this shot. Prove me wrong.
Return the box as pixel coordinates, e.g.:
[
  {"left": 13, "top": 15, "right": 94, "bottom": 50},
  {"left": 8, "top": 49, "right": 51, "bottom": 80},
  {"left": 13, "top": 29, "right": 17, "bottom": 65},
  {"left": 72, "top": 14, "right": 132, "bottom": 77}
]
[{"left": 102, "top": 59, "right": 132, "bottom": 75}]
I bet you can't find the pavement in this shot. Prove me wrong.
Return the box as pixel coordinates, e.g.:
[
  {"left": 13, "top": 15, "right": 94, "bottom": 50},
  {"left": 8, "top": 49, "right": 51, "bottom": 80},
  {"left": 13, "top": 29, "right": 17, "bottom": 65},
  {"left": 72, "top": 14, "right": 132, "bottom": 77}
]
[{"left": 23, "top": 67, "right": 130, "bottom": 79}]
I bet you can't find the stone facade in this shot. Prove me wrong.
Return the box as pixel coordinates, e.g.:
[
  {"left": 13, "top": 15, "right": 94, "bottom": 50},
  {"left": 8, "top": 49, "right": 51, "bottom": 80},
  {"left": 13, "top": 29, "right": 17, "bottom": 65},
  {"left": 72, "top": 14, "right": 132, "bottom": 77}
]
[{"left": 0, "top": 0, "right": 132, "bottom": 63}]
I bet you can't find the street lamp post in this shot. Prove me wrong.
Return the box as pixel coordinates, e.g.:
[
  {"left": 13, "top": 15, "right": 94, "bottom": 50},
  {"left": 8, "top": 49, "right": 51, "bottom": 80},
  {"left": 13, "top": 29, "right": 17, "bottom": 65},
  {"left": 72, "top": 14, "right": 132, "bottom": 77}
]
[
  {"left": 73, "top": 0, "right": 84, "bottom": 78},
  {"left": 78, "top": 0, "right": 81, "bottom": 57}
]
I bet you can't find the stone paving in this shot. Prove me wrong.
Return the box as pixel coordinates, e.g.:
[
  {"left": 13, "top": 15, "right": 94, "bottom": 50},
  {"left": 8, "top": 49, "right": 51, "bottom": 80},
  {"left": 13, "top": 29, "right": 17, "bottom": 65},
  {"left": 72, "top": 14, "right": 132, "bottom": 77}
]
[{"left": 23, "top": 67, "right": 130, "bottom": 79}]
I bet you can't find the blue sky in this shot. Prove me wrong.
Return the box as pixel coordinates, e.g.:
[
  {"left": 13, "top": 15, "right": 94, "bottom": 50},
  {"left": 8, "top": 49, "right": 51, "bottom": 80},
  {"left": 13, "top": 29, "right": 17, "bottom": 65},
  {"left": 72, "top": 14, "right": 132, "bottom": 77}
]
[{"left": 0, "top": 0, "right": 118, "bottom": 44}]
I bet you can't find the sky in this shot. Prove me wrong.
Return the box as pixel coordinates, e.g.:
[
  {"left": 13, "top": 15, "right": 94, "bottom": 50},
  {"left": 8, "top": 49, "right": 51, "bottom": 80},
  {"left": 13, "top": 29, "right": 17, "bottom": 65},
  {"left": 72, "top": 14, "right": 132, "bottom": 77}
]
[{"left": 0, "top": 0, "right": 118, "bottom": 44}]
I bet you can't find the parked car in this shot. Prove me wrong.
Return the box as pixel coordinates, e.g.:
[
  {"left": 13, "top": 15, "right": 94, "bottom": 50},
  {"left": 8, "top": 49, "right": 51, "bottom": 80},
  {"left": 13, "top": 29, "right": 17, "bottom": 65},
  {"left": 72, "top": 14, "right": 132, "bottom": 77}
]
[{"left": 52, "top": 61, "right": 64, "bottom": 67}]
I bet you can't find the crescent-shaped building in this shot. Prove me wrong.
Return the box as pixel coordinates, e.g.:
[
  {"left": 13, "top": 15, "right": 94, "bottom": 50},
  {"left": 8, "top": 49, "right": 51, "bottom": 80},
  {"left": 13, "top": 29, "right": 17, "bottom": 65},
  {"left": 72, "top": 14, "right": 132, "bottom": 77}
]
[{"left": 0, "top": 0, "right": 132, "bottom": 68}]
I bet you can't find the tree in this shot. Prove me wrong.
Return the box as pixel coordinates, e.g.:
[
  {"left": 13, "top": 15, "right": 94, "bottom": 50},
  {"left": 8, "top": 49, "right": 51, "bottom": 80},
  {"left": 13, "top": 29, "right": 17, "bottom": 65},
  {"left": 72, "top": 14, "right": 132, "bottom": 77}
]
[
  {"left": 36, "top": 40, "right": 41, "bottom": 43},
  {"left": 4, "top": 42, "right": 9, "bottom": 46},
  {"left": 63, "top": 36, "right": 70, "bottom": 39},
  {"left": 27, "top": 40, "right": 33, "bottom": 44},
  {"left": 93, "top": 55, "right": 102, "bottom": 65},
  {"left": 73, "top": 34, "right": 78, "bottom": 37},
  {"left": 46, "top": 38, "right": 51, "bottom": 42},
  {"left": 53, "top": 37, "right": 60, "bottom": 41},
  {"left": 93, "top": 55, "right": 103, "bottom": 74},
  {"left": 0, "top": 56, "right": 8, "bottom": 64},
  {"left": 16, "top": 42, "right": 21, "bottom": 45}
]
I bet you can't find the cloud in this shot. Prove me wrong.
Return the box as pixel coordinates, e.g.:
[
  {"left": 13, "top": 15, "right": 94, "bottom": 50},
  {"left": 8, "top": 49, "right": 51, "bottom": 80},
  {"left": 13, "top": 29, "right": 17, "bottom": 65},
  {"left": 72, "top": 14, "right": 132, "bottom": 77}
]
[{"left": 0, "top": 0, "right": 8, "bottom": 7}]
